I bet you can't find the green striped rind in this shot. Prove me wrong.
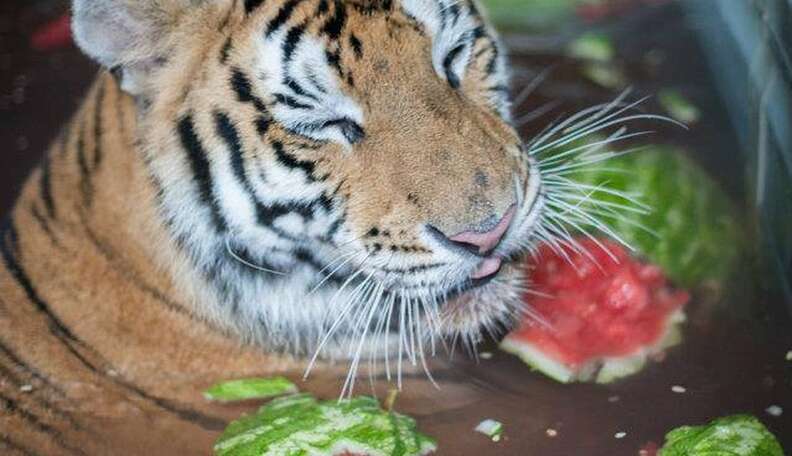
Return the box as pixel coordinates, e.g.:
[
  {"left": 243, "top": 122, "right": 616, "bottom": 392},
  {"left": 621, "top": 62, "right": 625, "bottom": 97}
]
[
  {"left": 659, "top": 415, "right": 784, "bottom": 456},
  {"left": 204, "top": 378, "right": 299, "bottom": 402},
  {"left": 567, "top": 145, "right": 740, "bottom": 288},
  {"left": 214, "top": 394, "right": 436, "bottom": 456}
]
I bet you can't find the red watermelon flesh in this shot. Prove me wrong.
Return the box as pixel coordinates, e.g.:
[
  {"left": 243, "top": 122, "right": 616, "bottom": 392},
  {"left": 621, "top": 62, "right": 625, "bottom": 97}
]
[{"left": 501, "top": 238, "right": 689, "bottom": 383}]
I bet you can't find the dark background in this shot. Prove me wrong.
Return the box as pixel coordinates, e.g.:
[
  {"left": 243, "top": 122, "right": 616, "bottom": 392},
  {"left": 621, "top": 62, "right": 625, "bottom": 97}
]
[{"left": 0, "top": 0, "right": 96, "bottom": 216}]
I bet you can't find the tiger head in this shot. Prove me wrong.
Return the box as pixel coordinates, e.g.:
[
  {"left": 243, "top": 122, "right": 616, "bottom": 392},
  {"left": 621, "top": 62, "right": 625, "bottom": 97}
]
[{"left": 72, "top": 0, "right": 543, "bottom": 359}]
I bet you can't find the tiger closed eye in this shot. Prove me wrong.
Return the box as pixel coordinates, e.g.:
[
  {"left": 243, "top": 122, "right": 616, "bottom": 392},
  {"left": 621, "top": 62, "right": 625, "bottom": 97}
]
[{"left": 328, "top": 118, "right": 365, "bottom": 144}]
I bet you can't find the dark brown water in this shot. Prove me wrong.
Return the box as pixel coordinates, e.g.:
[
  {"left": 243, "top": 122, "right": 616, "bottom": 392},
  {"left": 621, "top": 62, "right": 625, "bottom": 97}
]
[{"left": 1, "top": 1, "right": 790, "bottom": 454}]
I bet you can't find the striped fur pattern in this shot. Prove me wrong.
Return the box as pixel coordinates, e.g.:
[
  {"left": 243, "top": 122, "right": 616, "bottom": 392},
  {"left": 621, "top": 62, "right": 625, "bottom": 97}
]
[{"left": 1, "top": 0, "right": 543, "bottom": 452}]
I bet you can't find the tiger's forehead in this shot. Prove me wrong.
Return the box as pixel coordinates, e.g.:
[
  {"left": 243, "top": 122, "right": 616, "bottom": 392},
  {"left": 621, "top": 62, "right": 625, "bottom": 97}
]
[
  {"left": 227, "top": 0, "right": 497, "bottom": 146},
  {"left": 243, "top": 0, "right": 485, "bottom": 54}
]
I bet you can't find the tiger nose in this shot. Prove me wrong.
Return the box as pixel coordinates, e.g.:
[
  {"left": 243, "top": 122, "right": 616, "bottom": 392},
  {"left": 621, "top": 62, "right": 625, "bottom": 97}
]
[{"left": 434, "top": 205, "right": 516, "bottom": 256}]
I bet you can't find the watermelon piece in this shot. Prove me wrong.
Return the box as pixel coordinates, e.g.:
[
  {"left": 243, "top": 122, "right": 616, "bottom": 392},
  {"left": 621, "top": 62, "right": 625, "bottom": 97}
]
[
  {"left": 566, "top": 145, "right": 740, "bottom": 289},
  {"left": 204, "top": 377, "right": 298, "bottom": 402},
  {"left": 658, "top": 415, "right": 784, "bottom": 456},
  {"left": 31, "top": 13, "right": 73, "bottom": 52},
  {"left": 500, "top": 238, "right": 689, "bottom": 383},
  {"left": 214, "top": 394, "right": 436, "bottom": 456}
]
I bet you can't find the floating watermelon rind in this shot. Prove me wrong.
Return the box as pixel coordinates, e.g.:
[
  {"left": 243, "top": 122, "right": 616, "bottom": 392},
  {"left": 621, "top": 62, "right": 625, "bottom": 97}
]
[
  {"left": 214, "top": 394, "right": 436, "bottom": 456},
  {"left": 501, "top": 309, "right": 685, "bottom": 384},
  {"left": 659, "top": 415, "right": 784, "bottom": 456},
  {"left": 567, "top": 145, "right": 740, "bottom": 289}
]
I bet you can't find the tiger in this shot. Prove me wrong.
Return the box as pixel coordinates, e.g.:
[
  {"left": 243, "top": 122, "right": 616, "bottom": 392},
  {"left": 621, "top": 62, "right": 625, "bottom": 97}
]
[{"left": 0, "top": 0, "right": 548, "bottom": 453}]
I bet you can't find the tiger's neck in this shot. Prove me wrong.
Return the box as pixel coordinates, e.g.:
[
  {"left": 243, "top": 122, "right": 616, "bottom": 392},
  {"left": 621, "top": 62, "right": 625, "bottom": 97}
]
[{"left": 1, "top": 73, "right": 309, "bottom": 403}]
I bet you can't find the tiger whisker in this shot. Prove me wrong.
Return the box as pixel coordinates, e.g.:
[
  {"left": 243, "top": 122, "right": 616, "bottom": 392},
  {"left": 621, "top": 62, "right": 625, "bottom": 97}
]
[
  {"left": 224, "top": 237, "right": 287, "bottom": 275},
  {"left": 515, "top": 100, "right": 562, "bottom": 127},
  {"left": 512, "top": 65, "right": 555, "bottom": 108}
]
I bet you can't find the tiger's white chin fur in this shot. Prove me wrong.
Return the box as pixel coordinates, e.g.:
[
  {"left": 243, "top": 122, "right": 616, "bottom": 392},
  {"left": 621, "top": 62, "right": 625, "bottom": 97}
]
[
  {"left": 321, "top": 261, "right": 527, "bottom": 362},
  {"left": 435, "top": 262, "right": 527, "bottom": 339}
]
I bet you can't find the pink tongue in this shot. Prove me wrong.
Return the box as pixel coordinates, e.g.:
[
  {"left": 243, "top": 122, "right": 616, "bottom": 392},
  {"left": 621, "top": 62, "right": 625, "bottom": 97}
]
[{"left": 472, "top": 257, "right": 503, "bottom": 280}]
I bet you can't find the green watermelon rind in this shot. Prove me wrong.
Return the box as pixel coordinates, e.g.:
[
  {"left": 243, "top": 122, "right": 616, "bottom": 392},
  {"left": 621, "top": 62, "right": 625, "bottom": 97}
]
[
  {"left": 565, "top": 145, "right": 741, "bottom": 289},
  {"left": 214, "top": 393, "right": 437, "bottom": 456},
  {"left": 204, "top": 377, "right": 299, "bottom": 402},
  {"left": 658, "top": 415, "right": 784, "bottom": 456},
  {"left": 500, "top": 309, "right": 686, "bottom": 384}
]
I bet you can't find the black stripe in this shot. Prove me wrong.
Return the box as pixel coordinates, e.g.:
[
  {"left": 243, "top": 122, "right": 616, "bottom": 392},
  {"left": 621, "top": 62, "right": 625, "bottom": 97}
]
[
  {"left": 486, "top": 43, "right": 500, "bottom": 75},
  {"left": 447, "top": 1, "right": 461, "bottom": 26},
  {"left": 265, "top": 0, "right": 302, "bottom": 37},
  {"left": 282, "top": 24, "right": 305, "bottom": 61},
  {"left": 273, "top": 93, "right": 312, "bottom": 109},
  {"left": 315, "top": 0, "right": 329, "bottom": 15},
  {"left": 349, "top": 34, "right": 363, "bottom": 59},
  {"left": 352, "top": 0, "right": 391, "bottom": 15},
  {"left": 443, "top": 43, "right": 466, "bottom": 89},
  {"left": 245, "top": 0, "right": 266, "bottom": 13},
  {"left": 321, "top": 0, "right": 347, "bottom": 40},
  {"left": 325, "top": 216, "right": 344, "bottom": 240},
  {"left": 92, "top": 81, "right": 105, "bottom": 168},
  {"left": 177, "top": 115, "right": 228, "bottom": 233},
  {"left": 255, "top": 116, "right": 271, "bottom": 136},
  {"left": 472, "top": 25, "right": 487, "bottom": 40},
  {"left": 272, "top": 140, "right": 315, "bottom": 177},
  {"left": 220, "top": 37, "right": 233, "bottom": 64},
  {"left": 313, "top": 193, "right": 333, "bottom": 212},
  {"left": 284, "top": 78, "right": 319, "bottom": 102},
  {"left": 325, "top": 49, "right": 342, "bottom": 75},
  {"left": 75, "top": 121, "right": 93, "bottom": 207},
  {"left": 29, "top": 204, "right": 61, "bottom": 249},
  {"left": 230, "top": 68, "right": 269, "bottom": 113},
  {"left": 438, "top": 0, "right": 449, "bottom": 28},
  {"left": 38, "top": 153, "right": 56, "bottom": 219}
]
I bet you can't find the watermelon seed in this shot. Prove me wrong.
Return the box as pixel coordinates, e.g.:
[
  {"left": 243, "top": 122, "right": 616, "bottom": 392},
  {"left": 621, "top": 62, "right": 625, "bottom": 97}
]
[
  {"left": 671, "top": 385, "right": 687, "bottom": 394},
  {"left": 765, "top": 405, "right": 783, "bottom": 417},
  {"left": 614, "top": 431, "right": 627, "bottom": 439},
  {"left": 545, "top": 428, "right": 558, "bottom": 438}
]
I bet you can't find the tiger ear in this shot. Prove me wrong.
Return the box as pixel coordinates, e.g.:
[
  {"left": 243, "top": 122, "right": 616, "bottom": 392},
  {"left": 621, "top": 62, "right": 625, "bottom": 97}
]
[{"left": 71, "top": 0, "right": 235, "bottom": 94}]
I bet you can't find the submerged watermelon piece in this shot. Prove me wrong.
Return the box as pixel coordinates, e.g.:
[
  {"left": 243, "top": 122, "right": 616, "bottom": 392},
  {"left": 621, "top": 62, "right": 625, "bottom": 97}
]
[{"left": 501, "top": 238, "right": 689, "bottom": 383}]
